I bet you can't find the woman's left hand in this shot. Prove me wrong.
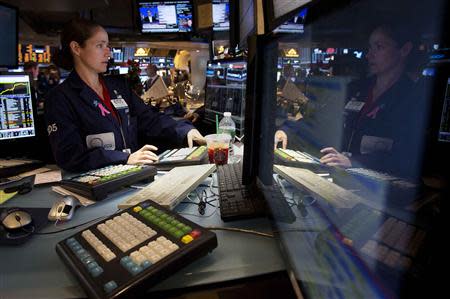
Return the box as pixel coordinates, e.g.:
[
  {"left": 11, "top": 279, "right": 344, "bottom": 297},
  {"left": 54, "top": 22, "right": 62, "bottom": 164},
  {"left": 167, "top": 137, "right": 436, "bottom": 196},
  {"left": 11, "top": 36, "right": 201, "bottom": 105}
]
[
  {"left": 320, "top": 147, "right": 352, "bottom": 168},
  {"left": 187, "top": 129, "right": 206, "bottom": 147}
]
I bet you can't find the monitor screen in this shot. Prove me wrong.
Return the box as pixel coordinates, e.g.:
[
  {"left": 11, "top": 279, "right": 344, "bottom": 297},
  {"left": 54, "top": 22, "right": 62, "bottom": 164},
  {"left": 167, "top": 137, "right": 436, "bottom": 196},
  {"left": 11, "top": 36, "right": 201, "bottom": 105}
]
[
  {"left": 438, "top": 78, "right": 450, "bottom": 142},
  {"left": 0, "top": 74, "right": 35, "bottom": 140},
  {"left": 274, "top": 8, "right": 307, "bottom": 33},
  {"left": 0, "top": 3, "right": 18, "bottom": 68},
  {"left": 213, "top": 0, "right": 230, "bottom": 31},
  {"left": 138, "top": 1, "right": 193, "bottom": 33}
]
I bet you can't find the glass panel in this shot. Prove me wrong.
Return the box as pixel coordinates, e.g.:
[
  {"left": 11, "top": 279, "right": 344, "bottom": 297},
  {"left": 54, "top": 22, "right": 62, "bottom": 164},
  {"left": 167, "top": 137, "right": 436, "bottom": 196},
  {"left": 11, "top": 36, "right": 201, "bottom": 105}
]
[{"left": 265, "top": 0, "right": 447, "bottom": 298}]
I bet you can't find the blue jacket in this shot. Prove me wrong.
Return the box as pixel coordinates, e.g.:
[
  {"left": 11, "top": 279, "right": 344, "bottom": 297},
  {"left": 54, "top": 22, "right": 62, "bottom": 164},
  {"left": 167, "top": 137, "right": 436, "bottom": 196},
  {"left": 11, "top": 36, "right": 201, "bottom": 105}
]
[{"left": 45, "top": 71, "right": 193, "bottom": 172}]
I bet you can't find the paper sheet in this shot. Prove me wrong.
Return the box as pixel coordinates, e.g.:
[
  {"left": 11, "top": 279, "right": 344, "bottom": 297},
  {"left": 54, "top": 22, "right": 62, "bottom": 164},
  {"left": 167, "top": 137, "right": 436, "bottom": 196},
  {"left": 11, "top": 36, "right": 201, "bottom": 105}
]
[
  {"left": 51, "top": 186, "right": 96, "bottom": 206},
  {"left": 142, "top": 76, "right": 169, "bottom": 101},
  {"left": 34, "top": 170, "right": 62, "bottom": 185}
]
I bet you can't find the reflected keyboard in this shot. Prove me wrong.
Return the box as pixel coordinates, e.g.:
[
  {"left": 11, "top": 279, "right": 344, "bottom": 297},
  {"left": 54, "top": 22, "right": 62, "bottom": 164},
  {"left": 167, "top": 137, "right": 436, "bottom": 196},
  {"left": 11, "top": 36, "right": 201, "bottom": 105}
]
[
  {"left": 274, "top": 148, "right": 329, "bottom": 172},
  {"left": 118, "top": 164, "right": 216, "bottom": 210},
  {"left": 56, "top": 200, "right": 217, "bottom": 299},
  {"left": 60, "top": 164, "right": 157, "bottom": 201},
  {"left": 319, "top": 203, "right": 427, "bottom": 273},
  {"left": 274, "top": 165, "right": 360, "bottom": 209}
]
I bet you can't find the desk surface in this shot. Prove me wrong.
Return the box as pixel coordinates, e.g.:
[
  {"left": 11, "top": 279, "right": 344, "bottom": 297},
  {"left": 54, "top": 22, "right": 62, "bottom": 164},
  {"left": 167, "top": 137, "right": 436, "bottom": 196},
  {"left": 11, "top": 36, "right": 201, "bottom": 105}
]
[{"left": 0, "top": 176, "right": 286, "bottom": 299}]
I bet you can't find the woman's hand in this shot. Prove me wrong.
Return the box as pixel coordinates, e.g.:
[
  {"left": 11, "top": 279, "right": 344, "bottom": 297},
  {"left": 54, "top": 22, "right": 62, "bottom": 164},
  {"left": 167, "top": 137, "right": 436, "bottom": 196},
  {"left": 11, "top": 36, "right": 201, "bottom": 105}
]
[
  {"left": 320, "top": 147, "right": 352, "bottom": 168},
  {"left": 274, "top": 130, "right": 288, "bottom": 150},
  {"left": 184, "top": 111, "right": 200, "bottom": 123},
  {"left": 127, "top": 145, "right": 159, "bottom": 165},
  {"left": 187, "top": 129, "right": 206, "bottom": 148}
]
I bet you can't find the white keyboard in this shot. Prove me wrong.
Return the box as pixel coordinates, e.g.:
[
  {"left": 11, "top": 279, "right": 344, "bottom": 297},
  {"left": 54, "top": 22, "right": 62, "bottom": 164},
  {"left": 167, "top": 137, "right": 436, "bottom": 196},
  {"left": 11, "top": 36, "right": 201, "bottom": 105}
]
[{"left": 118, "top": 164, "right": 216, "bottom": 210}]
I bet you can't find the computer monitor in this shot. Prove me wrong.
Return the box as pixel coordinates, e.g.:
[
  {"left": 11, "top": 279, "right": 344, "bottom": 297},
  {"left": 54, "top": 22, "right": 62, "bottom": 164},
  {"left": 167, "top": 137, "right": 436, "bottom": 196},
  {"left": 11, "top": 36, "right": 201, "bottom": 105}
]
[
  {"left": 0, "top": 2, "right": 18, "bottom": 68},
  {"left": 137, "top": 0, "right": 193, "bottom": 33},
  {"left": 212, "top": 0, "right": 230, "bottom": 32},
  {"left": 0, "top": 74, "right": 35, "bottom": 141}
]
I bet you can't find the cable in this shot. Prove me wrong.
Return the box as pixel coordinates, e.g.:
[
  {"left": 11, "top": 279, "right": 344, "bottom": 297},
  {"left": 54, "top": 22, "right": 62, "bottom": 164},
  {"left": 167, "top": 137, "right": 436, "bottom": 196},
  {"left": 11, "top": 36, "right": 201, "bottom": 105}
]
[
  {"left": 206, "top": 226, "right": 274, "bottom": 238},
  {"left": 31, "top": 210, "right": 119, "bottom": 235}
]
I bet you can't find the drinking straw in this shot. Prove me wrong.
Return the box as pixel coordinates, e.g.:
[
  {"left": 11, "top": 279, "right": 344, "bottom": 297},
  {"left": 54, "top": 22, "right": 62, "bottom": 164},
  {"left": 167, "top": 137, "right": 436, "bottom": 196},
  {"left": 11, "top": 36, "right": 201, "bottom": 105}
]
[{"left": 215, "top": 114, "right": 219, "bottom": 133}]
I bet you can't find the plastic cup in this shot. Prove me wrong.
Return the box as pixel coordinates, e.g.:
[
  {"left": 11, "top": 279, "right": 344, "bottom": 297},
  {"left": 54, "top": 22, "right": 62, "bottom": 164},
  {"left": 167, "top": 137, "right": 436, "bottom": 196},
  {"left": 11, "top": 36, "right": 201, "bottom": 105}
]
[{"left": 205, "top": 134, "right": 231, "bottom": 165}]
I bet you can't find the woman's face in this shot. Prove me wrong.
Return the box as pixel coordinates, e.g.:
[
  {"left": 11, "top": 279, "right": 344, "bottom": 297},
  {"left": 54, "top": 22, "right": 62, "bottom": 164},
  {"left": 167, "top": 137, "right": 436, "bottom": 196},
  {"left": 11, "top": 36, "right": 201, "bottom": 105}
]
[
  {"left": 366, "top": 28, "right": 403, "bottom": 76},
  {"left": 76, "top": 27, "right": 110, "bottom": 74}
]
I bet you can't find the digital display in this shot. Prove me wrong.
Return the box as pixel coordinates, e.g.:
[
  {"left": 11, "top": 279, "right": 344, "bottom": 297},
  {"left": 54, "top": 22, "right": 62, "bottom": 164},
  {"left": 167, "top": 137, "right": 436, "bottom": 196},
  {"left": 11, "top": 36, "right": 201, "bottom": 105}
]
[
  {"left": 438, "top": 78, "right": 450, "bottom": 142},
  {"left": 274, "top": 8, "right": 307, "bottom": 33},
  {"left": 0, "top": 75, "right": 35, "bottom": 140},
  {"left": 213, "top": 0, "right": 230, "bottom": 31},
  {"left": 138, "top": 1, "right": 193, "bottom": 33}
]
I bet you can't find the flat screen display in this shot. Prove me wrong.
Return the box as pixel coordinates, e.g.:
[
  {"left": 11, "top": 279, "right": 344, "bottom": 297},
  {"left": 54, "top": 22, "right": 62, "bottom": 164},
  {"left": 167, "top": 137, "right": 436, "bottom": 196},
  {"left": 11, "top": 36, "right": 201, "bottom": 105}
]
[
  {"left": 213, "top": 0, "right": 230, "bottom": 31},
  {"left": 0, "top": 74, "right": 35, "bottom": 140},
  {"left": 0, "top": 3, "right": 18, "bottom": 68},
  {"left": 274, "top": 8, "right": 307, "bottom": 33},
  {"left": 138, "top": 1, "right": 193, "bottom": 33}
]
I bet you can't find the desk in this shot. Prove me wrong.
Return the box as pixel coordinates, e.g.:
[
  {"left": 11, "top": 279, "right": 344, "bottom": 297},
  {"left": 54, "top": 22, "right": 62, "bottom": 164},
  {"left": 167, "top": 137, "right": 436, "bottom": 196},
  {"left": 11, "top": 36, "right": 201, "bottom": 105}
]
[{"left": 0, "top": 175, "right": 286, "bottom": 299}]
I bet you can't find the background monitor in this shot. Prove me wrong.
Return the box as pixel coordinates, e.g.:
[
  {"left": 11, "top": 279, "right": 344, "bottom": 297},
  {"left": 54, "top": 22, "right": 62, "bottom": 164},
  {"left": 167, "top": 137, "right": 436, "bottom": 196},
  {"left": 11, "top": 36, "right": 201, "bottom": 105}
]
[
  {"left": 0, "top": 74, "right": 35, "bottom": 141},
  {"left": 137, "top": 0, "right": 193, "bottom": 33},
  {"left": 213, "top": 0, "right": 230, "bottom": 32},
  {"left": 273, "top": 8, "right": 307, "bottom": 34},
  {"left": 0, "top": 3, "right": 18, "bottom": 68}
]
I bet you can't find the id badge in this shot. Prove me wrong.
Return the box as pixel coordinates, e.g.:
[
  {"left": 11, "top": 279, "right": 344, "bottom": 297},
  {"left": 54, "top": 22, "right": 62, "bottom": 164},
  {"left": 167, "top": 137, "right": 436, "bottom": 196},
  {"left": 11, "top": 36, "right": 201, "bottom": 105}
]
[
  {"left": 86, "top": 132, "right": 115, "bottom": 150},
  {"left": 111, "top": 98, "right": 128, "bottom": 110}
]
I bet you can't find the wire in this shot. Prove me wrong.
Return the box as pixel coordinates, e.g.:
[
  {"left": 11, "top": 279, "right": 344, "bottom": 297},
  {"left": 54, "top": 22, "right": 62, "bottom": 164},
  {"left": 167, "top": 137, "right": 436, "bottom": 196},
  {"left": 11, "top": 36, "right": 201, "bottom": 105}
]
[
  {"left": 206, "top": 226, "right": 274, "bottom": 238},
  {"left": 32, "top": 210, "right": 119, "bottom": 235}
]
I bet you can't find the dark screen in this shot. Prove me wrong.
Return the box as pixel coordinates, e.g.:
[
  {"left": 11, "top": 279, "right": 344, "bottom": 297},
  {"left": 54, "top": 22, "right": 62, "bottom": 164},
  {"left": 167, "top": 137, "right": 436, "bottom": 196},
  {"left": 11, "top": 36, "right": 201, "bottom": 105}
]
[{"left": 0, "top": 4, "right": 18, "bottom": 68}]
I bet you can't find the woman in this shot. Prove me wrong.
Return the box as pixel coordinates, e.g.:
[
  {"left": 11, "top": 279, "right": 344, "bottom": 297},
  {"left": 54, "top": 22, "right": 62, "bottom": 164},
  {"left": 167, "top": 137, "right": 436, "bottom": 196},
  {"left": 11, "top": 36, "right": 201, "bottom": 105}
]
[
  {"left": 277, "top": 23, "right": 425, "bottom": 177},
  {"left": 45, "top": 18, "right": 205, "bottom": 172}
]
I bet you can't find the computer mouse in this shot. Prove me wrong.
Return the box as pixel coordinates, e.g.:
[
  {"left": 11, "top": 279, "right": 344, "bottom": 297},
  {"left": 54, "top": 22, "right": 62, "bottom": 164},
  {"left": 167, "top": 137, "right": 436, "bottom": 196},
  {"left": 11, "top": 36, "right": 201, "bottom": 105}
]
[
  {"left": 1, "top": 208, "right": 33, "bottom": 230},
  {"left": 48, "top": 195, "right": 80, "bottom": 221}
]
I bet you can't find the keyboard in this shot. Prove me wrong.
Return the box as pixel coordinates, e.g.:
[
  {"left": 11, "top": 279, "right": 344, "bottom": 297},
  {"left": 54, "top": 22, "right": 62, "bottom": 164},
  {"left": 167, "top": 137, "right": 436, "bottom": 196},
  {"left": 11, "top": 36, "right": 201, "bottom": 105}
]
[
  {"left": 274, "top": 165, "right": 360, "bottom": 209},
  {"left": 118, "top": 164, "right": 216, "bottom": 210},
  {"left": 318, "top": 203, "right": 427, "bottom": 273},
  {"left": 346, "top": 168, "right": 420, "bottom": 204},
  {"left": 274, "top": 148, "right": 329, "bottom": 172},
  {"left": 217, "top": 163, "right": 267, "bottom": 222},
  {"left": 0, "top": 158, "right": 44, "bottom": 178},
  {"left": 60, "top": 164, "right": 157, "bottom": 201},
  {"left": 56, "top": 200, "right": 217, "bottom": 299},
  {"left": 155, "top": 146, "right": 208, "bottom": 170}
]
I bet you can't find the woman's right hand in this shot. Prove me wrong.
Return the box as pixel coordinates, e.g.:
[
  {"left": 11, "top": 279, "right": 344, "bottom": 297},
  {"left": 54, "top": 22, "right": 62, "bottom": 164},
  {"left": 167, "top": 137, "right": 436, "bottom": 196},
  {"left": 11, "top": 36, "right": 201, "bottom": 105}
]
[{"left": 127, "top": 145, "right": 159, "bottom": 165}]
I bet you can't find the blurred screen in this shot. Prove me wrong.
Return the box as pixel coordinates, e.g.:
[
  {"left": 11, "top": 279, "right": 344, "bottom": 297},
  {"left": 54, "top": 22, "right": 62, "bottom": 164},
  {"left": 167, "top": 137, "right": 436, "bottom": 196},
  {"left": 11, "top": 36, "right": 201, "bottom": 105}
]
[{"left": 213, "top": 0, "right": 230, "bottom": 31}]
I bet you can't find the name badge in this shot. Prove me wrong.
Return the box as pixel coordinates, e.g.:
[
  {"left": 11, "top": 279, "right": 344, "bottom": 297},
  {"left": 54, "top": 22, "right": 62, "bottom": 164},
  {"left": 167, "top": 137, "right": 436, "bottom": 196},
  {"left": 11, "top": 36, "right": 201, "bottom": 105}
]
[
  {"left": 345, "top": 100, "right": 365, "bottom": 112},
  {"left": 111, "top": 98, "right": 128, "bottom": 110},
  {"left": 360, "top": 135, "right": 393, "bottom": 154},
  {"left": 86, "top": 132, "right": 115, "bottom": 150}
]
